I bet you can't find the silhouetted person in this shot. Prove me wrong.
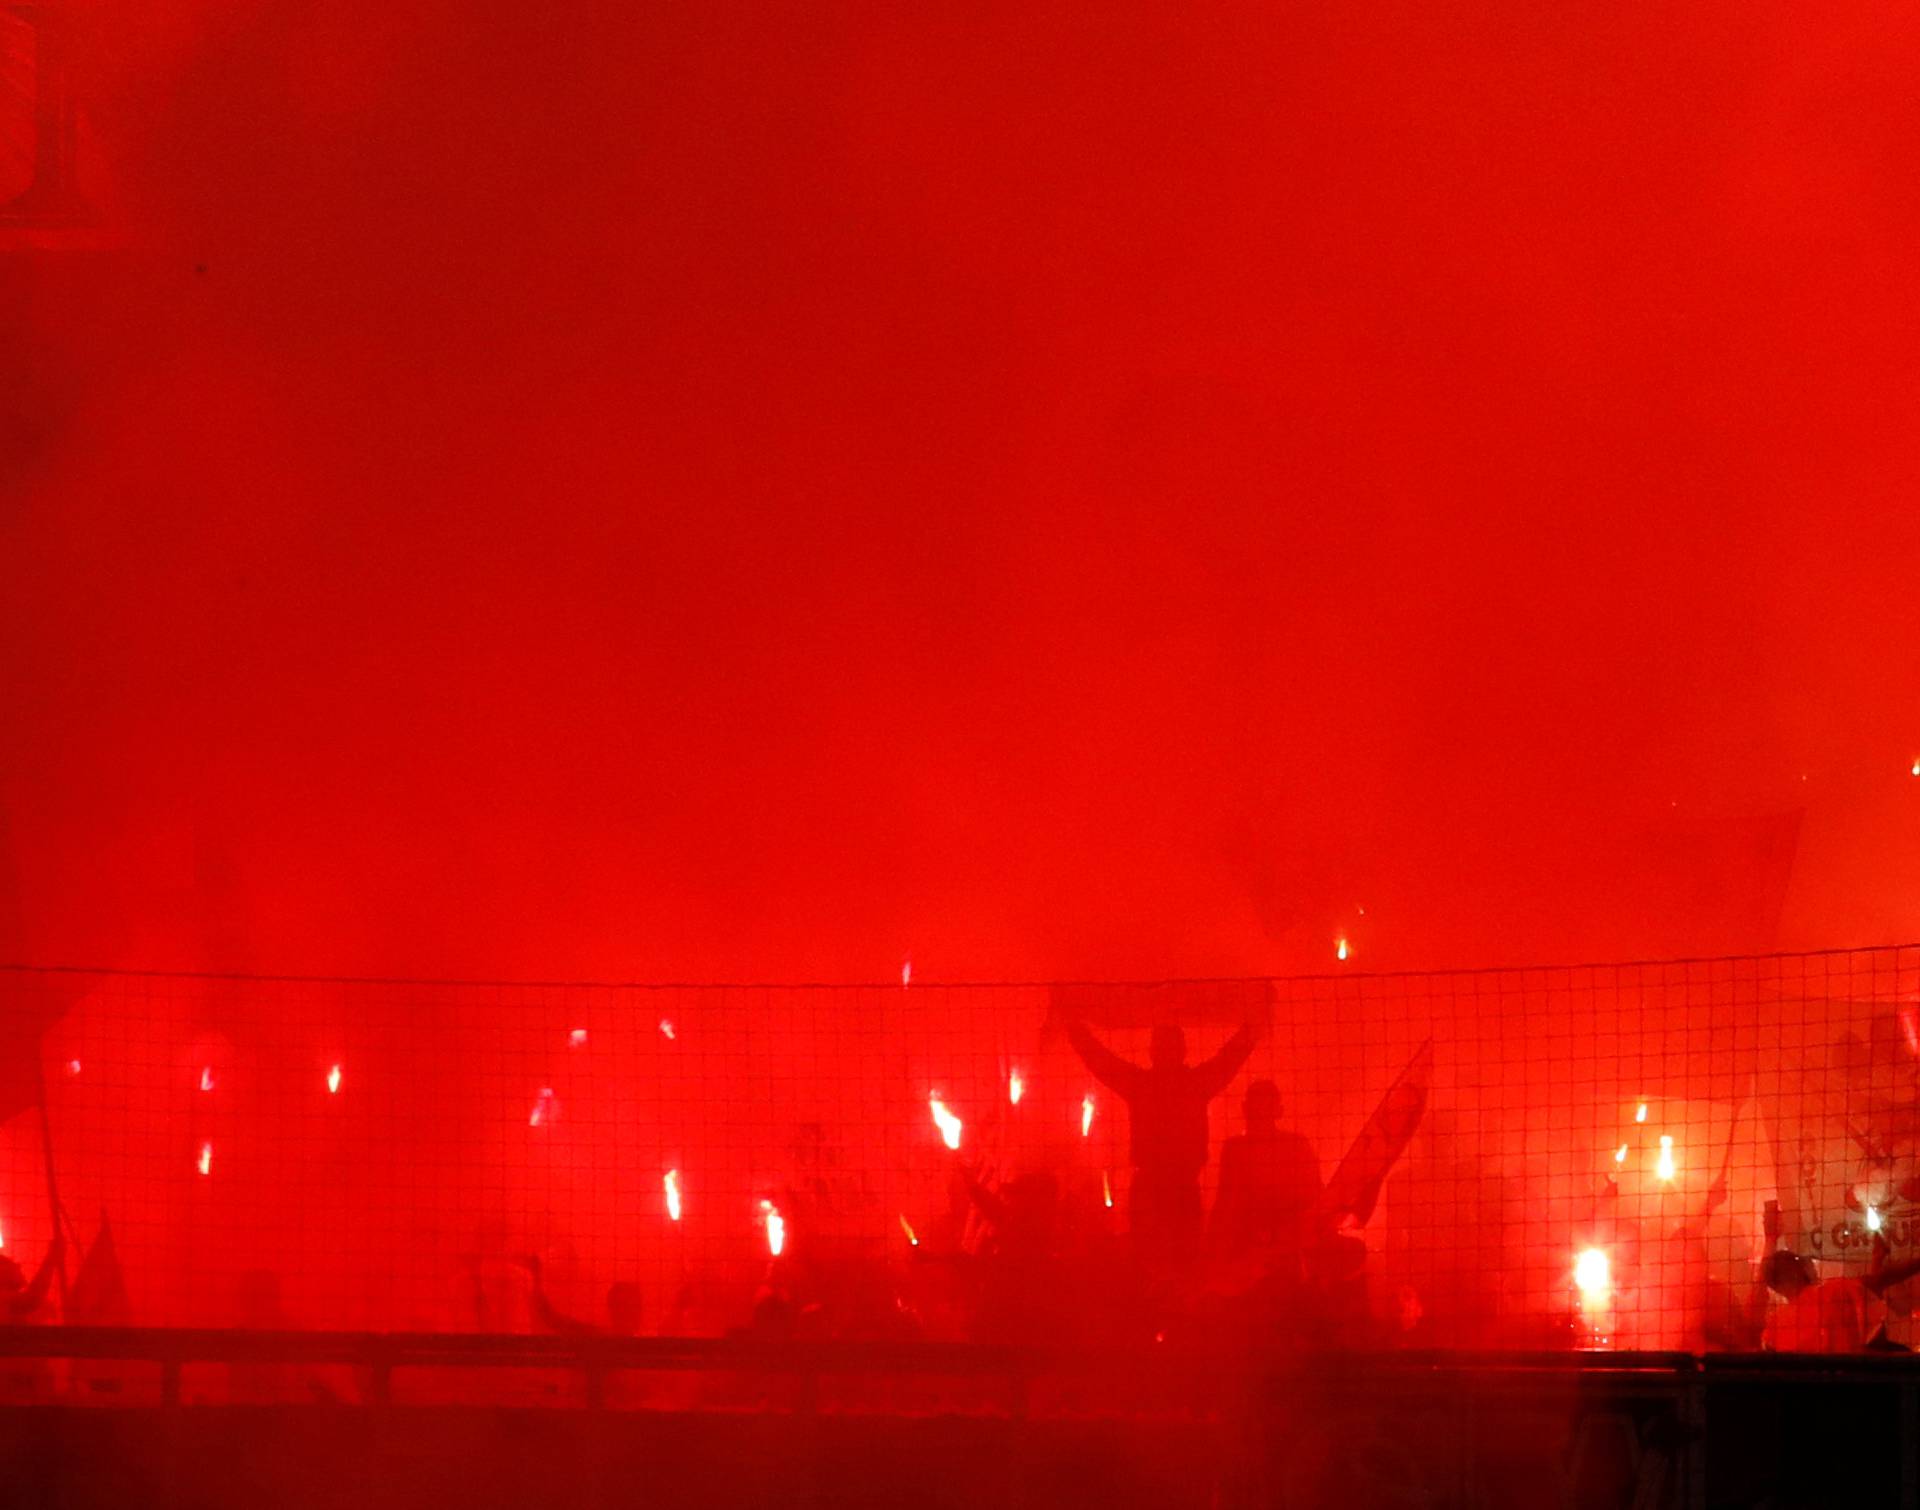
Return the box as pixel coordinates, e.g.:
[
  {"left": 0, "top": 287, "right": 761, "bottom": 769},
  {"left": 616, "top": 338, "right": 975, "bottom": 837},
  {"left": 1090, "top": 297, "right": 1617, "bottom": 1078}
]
[
  {"left": 1064, "top": 1011, "right": 1256, "bottom": 1266},
  {"left": 958, "top": 1165, "right": 1069, "bottom": 1343},
  {"left": 1210, "top": 1079, "right": 1321, "bottom": 1264},
  {"left": 1757, "top": 1233, "right": 1920, "bottom": 1353}
]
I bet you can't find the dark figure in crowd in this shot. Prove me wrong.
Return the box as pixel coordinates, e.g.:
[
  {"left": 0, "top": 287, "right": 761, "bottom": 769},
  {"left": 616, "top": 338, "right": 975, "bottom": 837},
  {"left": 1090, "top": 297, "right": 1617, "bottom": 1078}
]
[
  {"left": 958, "top": 1164, "right": 1068, "bottom": 1343},
  {"left": 1064, "top": 1009, "right": 1257, "bottom": 1266},
  {"left": 520, "top": 1255, "right": 644, "bottom": 1336},
  {"left": 1754, "top": 1233, "right": 1920, "bottom": 1353},
  {"left": 1210, "top": 1078, "right": 1322, "bottom": 1265}
]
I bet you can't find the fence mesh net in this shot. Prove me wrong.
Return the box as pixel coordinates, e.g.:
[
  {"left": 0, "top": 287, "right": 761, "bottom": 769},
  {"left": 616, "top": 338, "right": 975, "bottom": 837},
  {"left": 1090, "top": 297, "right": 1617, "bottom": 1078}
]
[{"left": 3, "top": 946, "right": 1916, "bottom": 1355}]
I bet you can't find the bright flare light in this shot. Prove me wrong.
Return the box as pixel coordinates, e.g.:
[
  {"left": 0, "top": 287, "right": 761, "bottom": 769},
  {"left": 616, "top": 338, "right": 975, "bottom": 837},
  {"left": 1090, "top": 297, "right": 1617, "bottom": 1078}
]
[
  {"left": 326, "top": 1064, "right": 342, "bottom": 1095},
  {"left": 930, "top": 1095, "right": 963, "bottom": 1151},
  {"left": 1656, "top": 1135, "right": 1676, "bottom": 1181},
  {"left": 1911, "top": 759, "right": 1918, "bottom": 777},
  {"left": 65, "top": 1059, "right": 81, "bottom": 1077},
  {"left": 1008, "top": 1070, "right": 1024, "bottom": 1106},
  {"left": 1634, "top": 1103, "right": 1648, "bottom": 1123},
  {"left": 1335, "top": 937, "right": 1350, "bottom": 962},
  {"left": 200, "top": 1066, "right": 216, "bottom": 1092},
  {"left": 761, "top": 1200, "right": 785, "bottom": 1257},
  {"left": 1573, "top": 1247, "right": 1610, "bottom": 1299},
  {"left": 1102, "top": 1171, "right": 1113, "bottom": 1209},
  {"left": 659, "top": 1019, "right": 676, "bottom": 1041},
  {"left": 898, "top": 1214, "right": 918, "bottom": 1246},
  {"left": 529, "top": 1088, "right": 557, "bottom": 1128},
  {"left": 665, "top": 1170, "right": 682, "bottom": 1222},
  {"left": 902, "top": 960, "right": 912, "bottom": 988},
  {"left": 197, "top": 1142, "right": 213, "bottom": 1177},
  {"left": 1868, "top": 1206, "right": 1883, "bottom": 1233},
  {"left": 1081, "top": 1095, "right": 1095, "bottom": 1138},
  {"left": 1614, "top": 1144, "right": 1628, "bottom": 1165},
  {"left": 569, "top": 1028, "right": 588, "bottom": 1048}
]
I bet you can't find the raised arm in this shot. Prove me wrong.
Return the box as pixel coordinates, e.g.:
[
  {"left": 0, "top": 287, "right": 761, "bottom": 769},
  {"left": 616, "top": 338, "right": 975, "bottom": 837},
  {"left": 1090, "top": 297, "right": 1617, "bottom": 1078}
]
[
  {"left": 1065, "top": 1020, "right": 1144, "bottom": 1100},
  {"left": 1193, "top": 1022, "right": 1257, "bottom": 1099}
]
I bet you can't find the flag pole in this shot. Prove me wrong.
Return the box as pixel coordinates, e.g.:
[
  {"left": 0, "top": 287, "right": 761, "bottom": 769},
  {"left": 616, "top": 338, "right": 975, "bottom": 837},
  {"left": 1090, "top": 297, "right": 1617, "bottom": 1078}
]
[{"left": 33, "top": 1047, "right": 70, "bottom": 1311}]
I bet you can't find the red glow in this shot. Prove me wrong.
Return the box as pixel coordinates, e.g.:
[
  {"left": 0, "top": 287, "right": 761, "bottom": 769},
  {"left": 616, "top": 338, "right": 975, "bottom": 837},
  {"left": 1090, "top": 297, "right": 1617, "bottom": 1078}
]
[
  {"left": 901, "top": 959, "right": 912, "bottom": 987},
  {"left": 760, "top": 1200, "right": 785, "bottom": 1257},
  {"left": 568, "top": 1028, "right": 588, "bottom": 1048},
  {"left": 658, "top": 1020, "right": 675, "bottom": 1041},
  {"left": 1336, "top": 937, "right": 1350, "bottom": 962},
  {"left": 664, "top": 1169, "right": 682, "bottom": 1222},
  {"left": 1080, "top": 1094, "right": 1094, "bottom": 1138},
  {"left": 197, "top": 1142, "right": 212, "bottom": 1177},
  {"left": 1008, "top": 1069, "right": 1024, "bottom": 1106},
  {"left": 529, "top": 1088, "right": 556, "bottom": 1127},
  {"left": 65, "top": 1059, "right": 80, "bottom": 1077},
  {"left": 199, "top": 1066, "right": 216, "bottom": 1092},
  {"left": 326, "top": 1064, "right": 342, "bottom": 1094}
]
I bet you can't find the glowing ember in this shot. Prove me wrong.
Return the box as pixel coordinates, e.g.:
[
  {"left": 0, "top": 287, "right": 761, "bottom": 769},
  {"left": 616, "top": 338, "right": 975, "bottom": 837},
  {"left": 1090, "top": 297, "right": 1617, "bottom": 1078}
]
[
  {"left": 65, "top": 1059, "right": 81, "bottom": 1077},
  {"left": 1614, "top": 1144, "right": 1628, "bottom": 1165},
  {"left": 1102, "top": 1170, "right": 1113, "bottom": 1209},
  {"left": 200, "top": 1066, "right": 216, "bottom": 1092},
  {"left": 1868, "top": 1205, "right": 1883, "bottom": 1233},
  {"left": 658, "top": 1019, "right": 675, "bottom": 1041},
  {"left": 760, "top": 1199, "right": 785, "bottom": 1257},
  {"left": 1573, "top": 1247, "right": 1610, "bottom": 1298},
  {"left": 1081, "top": 1095, "right": 1095, "bottom": 1138},
  {"left": 898, "top": 1213, "right": 918, "bottom": 1246},
  {"left": 901, "top": 960, "right": 912, "bottom": 988},
  {"left": 1008, "top": 1070, "right": 1024, "bottom": 1106},
  {"left": 1335, "top": 937, "right": 1350, "bottom": 962},
  {"left": 529, "top": 1088, "right": 557, "bottom": 1127},
  {"left": 664, "top": 1170, "right": 682, "bottom": 1222},
  {"left": 929, "top": 1094, "right": 963, "bottom": 1150},
  {"left": 1656, "top": 1135, "right": 1676, "bottom": 1181},
  {"left": 569, "top": 1028, "right": 588, "bottom": 1048},
  {"left": 1634, "top": 1103, "right": 1647, "bottom": 1123},
  {"left": 197, "top": 1142, "right": 213, "bottom": 1177},
  {"left": 326, "top": 1064, "right": 342, "bottom": 1095}
]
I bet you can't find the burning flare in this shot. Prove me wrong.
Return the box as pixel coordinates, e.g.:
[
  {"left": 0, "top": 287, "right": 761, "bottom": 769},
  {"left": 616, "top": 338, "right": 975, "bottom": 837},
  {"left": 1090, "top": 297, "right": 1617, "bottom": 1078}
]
[
  {"left": 326, "top": 1064, "right": 342, "bottom": 1095},
  {"left": 1102, "top": 1171, "right": 1113, "bottom": 1209},
  {"left": 929, "top": 1095, "right": 963, "bottom": 1150},
  {"left": 1868, "top": 1205, "right": 1883, "bottom": 1233},
  {"left": 1081, "top": 1095, "right": 1095, "bottom": 1138},
  {"left": 1008, "top": 1070, "right": 1024, "bottom": 1106},
  {"left": 197, "top": 1142, "right": 213, "bottom": 1177},
  {"left": 1335, "top": 937, "right": 1350, "bottom": 962},
  {"left": 65, "top": 1059, "right": 81, "bottom": 1077},
  {"left": 529, "top": 1088, "right": 557, "bottom": 1128},
  {"left": 902, "top": 960, "right": 912, "bottom": 988},
  {"left": 1634, "top": 1103, "right": 1648, "bottom": 1123},
  {"left": 760, "top": 1200, "right": 785, "bottom": 1257},
  {"left": 665, "top": 1170, "right": 682, "bottom": 1222},
  {"left": 1573, "top": 1247, "right": 1610, "bottom": 1299},
  {"left": 569, "top": 1028, "right": 588, "bottom": 1048},
  {"left": 200, "top": 1066, "right": 216, "bottom": 1093},
  {"left": 898, "top": 1214, "right": 918, "bottom": 1246},
  {"left": 659, "top": 1019, "right": 676, "bottom": 1041},
  {"left": 1655, "top": 1135, "right": 1676, "bottom": 1181},
  {"left": 1613, "top": 1144, "right": 1628, "bottom": 1165}
]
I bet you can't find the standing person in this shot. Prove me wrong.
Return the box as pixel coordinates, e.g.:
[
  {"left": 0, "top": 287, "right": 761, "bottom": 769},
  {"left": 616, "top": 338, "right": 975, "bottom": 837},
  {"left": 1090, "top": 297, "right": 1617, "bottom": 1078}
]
[
  {"left": 1063, "top": 1010, "right": 1258, "bottom": 1267},
  {"left": 1210, "top": 1078, "right": 1322, "bottom": 1263}
]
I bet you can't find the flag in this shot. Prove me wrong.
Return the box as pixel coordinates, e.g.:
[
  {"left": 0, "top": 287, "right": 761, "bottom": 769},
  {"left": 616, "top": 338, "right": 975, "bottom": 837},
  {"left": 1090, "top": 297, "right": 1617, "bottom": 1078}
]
[
  {"left": 1318, "top": 1039, "right": 1434, "bottom": 1228},
  {"left": 67, "top": 1215, "right": 129, "bottom": 1325}
]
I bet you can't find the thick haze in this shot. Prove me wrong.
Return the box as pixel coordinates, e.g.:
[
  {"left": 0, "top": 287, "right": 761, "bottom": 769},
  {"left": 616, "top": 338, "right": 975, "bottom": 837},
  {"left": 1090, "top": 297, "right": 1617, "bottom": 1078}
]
[{"left": 4, "top": 1, "right": 1919, "bottom": 982}]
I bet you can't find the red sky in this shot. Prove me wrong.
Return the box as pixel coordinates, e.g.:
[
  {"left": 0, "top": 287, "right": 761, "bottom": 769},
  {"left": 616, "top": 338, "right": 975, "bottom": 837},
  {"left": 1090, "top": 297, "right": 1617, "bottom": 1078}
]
[{"left": 5, "top": 0, "right": 1920, "bottom": 982}]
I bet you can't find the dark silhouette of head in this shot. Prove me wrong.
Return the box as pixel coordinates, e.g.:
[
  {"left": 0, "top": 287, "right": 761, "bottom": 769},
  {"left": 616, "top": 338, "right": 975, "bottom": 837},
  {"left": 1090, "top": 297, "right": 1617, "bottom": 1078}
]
[
  {"left": 1245, "top": 1078, "right": 1281, "bottom": 1132},
  {"left": 1150, "top": 1024, "right": 1187, "bottom": 1069},
  {"left": 1762, "top": 1252, "right": 1818, "bottom": 1300}
]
